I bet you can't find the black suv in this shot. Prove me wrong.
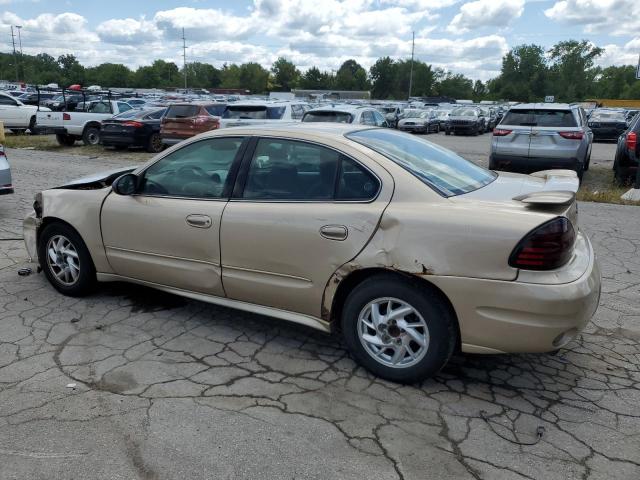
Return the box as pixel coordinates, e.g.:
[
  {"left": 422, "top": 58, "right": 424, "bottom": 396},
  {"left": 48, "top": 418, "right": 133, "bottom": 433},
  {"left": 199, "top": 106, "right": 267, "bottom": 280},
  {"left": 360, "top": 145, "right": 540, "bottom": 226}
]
[{"left": 613, "top": 113, "right": 639, "bottom": 186}]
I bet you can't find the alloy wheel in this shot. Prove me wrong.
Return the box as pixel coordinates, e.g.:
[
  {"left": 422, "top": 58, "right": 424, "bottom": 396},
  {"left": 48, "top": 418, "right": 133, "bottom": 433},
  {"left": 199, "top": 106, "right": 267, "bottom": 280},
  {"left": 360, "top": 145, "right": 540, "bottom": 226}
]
[
  {"left": 46, "top": 235, "right": 80, "bottom": 286},
  {"left": 357, "top": 297, "right": 430, "bottom": 368}
]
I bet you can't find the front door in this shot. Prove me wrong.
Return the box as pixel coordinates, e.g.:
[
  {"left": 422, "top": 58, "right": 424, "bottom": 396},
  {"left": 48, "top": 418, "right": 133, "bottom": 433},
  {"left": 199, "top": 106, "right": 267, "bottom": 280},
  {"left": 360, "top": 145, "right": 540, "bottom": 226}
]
[
  {"left": 220, "top": 137, "right": 393, "bottom": 318},
  {"left": 101, "top": 136, "right": 246, "bottom": 296}
]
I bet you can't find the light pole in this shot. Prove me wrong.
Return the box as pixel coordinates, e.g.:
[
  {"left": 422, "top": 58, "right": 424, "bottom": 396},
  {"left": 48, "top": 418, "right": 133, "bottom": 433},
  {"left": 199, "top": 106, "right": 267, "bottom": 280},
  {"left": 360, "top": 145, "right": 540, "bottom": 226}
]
[{"left": 15, "top": 25, "right": 22, "bottom": 55}]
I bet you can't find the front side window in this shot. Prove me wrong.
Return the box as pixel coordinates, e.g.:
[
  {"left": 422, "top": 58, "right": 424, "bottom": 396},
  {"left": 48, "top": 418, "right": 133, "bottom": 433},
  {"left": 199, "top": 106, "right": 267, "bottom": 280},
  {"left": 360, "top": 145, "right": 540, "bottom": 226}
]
[
  {"left": 139, "top": 137, "right": 244, "bottom": 198},
  {"left": 118, "top": 102, "right": 132, "bottom": 112},
  {"left": 372, "top": 111, "right": 387, "bottom": 127},
  {"left": 0, "top": 95, "right": 16, "bottom": 106},
  {"left": 242, "top": 139, "right": 379, "bottom": 201},
  {"left": 347, "top": 128, "right": 495, "bottom": 197}
]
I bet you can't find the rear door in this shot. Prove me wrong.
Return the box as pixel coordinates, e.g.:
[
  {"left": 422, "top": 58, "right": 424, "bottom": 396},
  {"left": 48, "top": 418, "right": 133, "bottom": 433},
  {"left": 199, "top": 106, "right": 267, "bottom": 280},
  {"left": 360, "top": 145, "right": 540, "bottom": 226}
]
[
  {"left": 219, "top": 136, "right": 393, "bottom": 318},
  {"left": 494, "top": 109, "right": 533, "bottom": 157},
  {"left": 529, "top": 108, "right": 580, "bottom": 160},
  {"left": 162, "top": 104, "right": 201, "bottom": 138}
]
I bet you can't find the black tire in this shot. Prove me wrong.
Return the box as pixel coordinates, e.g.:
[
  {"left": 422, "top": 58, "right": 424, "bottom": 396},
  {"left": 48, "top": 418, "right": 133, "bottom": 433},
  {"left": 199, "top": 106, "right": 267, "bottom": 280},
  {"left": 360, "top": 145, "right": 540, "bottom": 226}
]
[
  {"left": 575, "top": 162, "right": 584, "bottom": 182},
  {"left": 28, "top": 116, "right": 36, "bottom": 133},
  {"left": 56, "top": 134, "right": 76, "bottom": 146},
  {"left": 146, "top": 132, "right": 164, "bottom": 153},
  {"left": 445, "top": 129, "right": 451, "bottom": 136},
  {"left": 614, "top": 164, "right": 631, "bottom": 187},
  {"left": 10, "top": 129, "right": 26, "bottom": 134},
  {"left": 82, "top": 126, "right": 100, "bottom": 146},
  {"left": 583, "top": 153, "right": 590, "bottom": 171},
  {"left": 38, "top": 222, "right": 96, "bottom": 297},
  {"left": 341, "top": 274, "right": 458, "bottom": 384}
]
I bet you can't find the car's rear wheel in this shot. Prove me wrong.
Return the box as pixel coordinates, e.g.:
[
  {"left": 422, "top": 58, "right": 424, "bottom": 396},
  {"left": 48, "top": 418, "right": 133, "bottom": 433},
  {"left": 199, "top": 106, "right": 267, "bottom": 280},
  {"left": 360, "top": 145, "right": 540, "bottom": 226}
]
[
  {"left": 341, "top": 275, "right": 457, "bottom": 383},
  {"left": 82, "top": 126, "right": 100, "bottom": 146},
  {"left": 146, "top": 132, "right": 164, "bottom": 153},
  {"left": 575, "top": 161, "right": 584, "bottom": 181},
  {"left": 614, "top": 164, "right": 631, "bottom": 186},
  {"left": 38, "top": 223, "right": 96, "bottom": 296},
  {"left": 56, "top": 134, "right": 76, "bottom": 146}
]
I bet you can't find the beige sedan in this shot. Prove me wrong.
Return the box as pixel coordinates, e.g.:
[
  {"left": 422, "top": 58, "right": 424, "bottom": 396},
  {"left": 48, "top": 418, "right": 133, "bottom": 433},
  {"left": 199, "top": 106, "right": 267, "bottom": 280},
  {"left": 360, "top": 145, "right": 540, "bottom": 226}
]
[{"left": 23, "top": 124, "right": 601, "bottom": 383}]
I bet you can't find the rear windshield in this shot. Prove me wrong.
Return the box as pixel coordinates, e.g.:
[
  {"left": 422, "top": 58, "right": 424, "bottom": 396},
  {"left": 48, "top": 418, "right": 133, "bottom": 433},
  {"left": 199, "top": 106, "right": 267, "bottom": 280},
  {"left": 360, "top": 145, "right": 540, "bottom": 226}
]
[
  {"left": 302, "top": 111, "right": 353, "bottom": 123},
  {"left": 222, "top": 106, "right": 286, "bottom": 120},
  {"left": 113, "top": 110, "right": 142, "bottom": 119},
  {"left": 166, "top": 105, "right": 199, "bottom": 118},
  {"left": 346, "top": 129, "right": 496, "bottom": 197},
  {"left": 205, "top": 104, "right": 226, "bottom": 116},
  {"left": 502, "top": 109, "right": 577, "bottom": 127},
  {"left": 589, "top": 111, "right": 626, "bottom": 122}
]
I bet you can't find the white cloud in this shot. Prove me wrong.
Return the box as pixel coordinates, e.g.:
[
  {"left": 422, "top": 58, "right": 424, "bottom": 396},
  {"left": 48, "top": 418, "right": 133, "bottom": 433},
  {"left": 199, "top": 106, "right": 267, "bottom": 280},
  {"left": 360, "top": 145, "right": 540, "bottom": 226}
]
[
  {"left": 597, "top": 37, "right": 640, "bottom": 68},
  {"left": 448, "top": 0, "right": 525, "bottom": 33},
  {"left": 544, "top": 0, "right": 640, "bottom": 36},
  {"left": 96, "top": 18, "right": 161, "bottom": 44}
]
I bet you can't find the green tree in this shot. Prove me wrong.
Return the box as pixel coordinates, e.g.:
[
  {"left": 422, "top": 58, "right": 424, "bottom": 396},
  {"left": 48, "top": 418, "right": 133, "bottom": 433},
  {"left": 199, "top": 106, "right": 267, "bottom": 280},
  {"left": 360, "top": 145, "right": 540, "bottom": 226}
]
[
  {"left": 133, "top": 65, "right": 160, "bottom": 88},
  {"left": 489, "top": 44, "right": 549, "bottom": 101},
  {"left": 472, "top": 80, "right": 487, "bottom": 101},
  {"left": 370, "top": 56, "right": 396, "bottom": 99},
  {"left": 57, "top": 54, "right": 85, "bottom": 86},
  {"left": 184, "top": 62, "right": 221, "bottom": 89},
  {"left": 85, "top": 63, "right": 132, "bottom": 88},
  {"left": 335, "top": 60, "right": 370, "bottom": 91},
  {"left": 271, "top": 57, "right": 299, "bottom": 91},
  {"left": 433, "top": 69, "right": 474, "bottom": 99},
  {"left": 548, "top": 40, "right": 603, "bottom": 101},
  {"left": 239, "top": 63, "right": 269, "bottom": 93},
  {"left": 150, "top": 60, "right": 180, "bottom": 87},
  {"left": 220, "top": 64, "right": 242, "bottom": 89}
]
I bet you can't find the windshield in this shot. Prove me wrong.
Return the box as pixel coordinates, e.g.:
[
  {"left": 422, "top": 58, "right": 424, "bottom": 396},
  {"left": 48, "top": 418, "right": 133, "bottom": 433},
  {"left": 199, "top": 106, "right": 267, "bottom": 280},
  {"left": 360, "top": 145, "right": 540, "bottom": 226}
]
[
  {"left": 346, "top": 129, "right": 496, "bottom": 196},
  {"left": 404, "top": 110, "right": 424, "bottom": 118},
  {"left": 223, "top": 105, "right": 286, "bottom": 120},
  {"left": 590, "top": 111, "right": 626, "bottom": 122},
  {"left": 436, "top": 111, "right": 450, "bottom": 119},
  {"left": 378, "top": 107, "right": 396, "bottom": 114},
  {"left": 302, "top": 111, "right": 353, "bottom": 123},
  {"left": 451, "top": 108, "right": 478, "bottom": 117}
]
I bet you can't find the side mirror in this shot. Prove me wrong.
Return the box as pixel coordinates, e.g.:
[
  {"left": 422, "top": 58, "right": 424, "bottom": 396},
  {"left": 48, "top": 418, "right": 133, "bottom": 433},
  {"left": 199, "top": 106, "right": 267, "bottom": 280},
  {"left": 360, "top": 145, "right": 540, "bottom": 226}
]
[{"left": 112, "top": 173, "right": 138, "bottom": 195}]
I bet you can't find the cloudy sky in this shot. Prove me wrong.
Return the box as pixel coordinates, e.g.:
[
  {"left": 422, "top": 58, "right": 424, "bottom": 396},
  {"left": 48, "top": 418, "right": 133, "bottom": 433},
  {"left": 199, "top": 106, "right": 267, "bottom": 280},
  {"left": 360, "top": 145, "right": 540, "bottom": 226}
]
[{"left": 0, "top": 0, "right": 638, "bottom": 81}]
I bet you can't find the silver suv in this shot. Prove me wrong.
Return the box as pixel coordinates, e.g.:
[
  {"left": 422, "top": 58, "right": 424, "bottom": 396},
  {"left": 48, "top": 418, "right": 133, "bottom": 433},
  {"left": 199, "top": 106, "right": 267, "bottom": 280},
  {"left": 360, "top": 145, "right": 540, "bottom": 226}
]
[{"left": 489, "top": 103, "right": 593, "bottom": 179}]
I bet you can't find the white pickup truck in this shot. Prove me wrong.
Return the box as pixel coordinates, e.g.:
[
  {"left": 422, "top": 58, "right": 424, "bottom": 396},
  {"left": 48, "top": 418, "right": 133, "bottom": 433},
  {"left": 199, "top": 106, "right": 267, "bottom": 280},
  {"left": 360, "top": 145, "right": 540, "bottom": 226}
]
[{"left": 36, "top": 99, "right": 134, "bottom": 146}]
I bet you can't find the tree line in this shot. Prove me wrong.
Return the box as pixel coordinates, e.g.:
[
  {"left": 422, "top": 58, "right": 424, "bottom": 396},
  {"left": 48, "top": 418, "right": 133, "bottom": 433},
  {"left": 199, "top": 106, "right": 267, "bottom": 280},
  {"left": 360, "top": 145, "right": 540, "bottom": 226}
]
[{"left": 0, "top": 39, "right": 638, "bottom": 101}]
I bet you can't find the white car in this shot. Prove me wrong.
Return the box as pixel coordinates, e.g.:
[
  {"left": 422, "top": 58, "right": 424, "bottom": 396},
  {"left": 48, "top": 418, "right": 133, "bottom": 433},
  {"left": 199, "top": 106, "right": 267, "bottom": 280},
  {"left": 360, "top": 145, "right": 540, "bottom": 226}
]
[
  {"left": 0, "top": 146, "right": 12, "bottom": 195},
  {"left": 302, "top": 105, "right": 388, "bottom": 127},
  {"left": 0, "top": 91, "right": 50, "bottom": 132},
  {"left": 218, "top": 101, "right": 309, "bottom": 128}
]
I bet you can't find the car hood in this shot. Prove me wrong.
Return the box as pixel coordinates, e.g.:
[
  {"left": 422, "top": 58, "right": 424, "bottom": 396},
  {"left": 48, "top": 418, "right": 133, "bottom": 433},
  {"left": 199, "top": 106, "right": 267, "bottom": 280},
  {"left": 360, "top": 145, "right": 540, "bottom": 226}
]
[
  {"left": 54, "top": 166, "right": 136, "bottom": 190},
  {"left": 448, "top": 116, "right": 478, "bottom": 121},
  {"left": 459, "top": 170, "right": 579, "bottom": 202}
]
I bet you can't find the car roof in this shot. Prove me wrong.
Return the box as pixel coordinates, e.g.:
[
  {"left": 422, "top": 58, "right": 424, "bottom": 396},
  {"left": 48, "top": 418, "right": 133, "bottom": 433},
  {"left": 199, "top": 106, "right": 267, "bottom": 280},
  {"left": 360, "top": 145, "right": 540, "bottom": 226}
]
[
  {"left": 510, "top": 103, "right": 575, "bottom": 110},
  {"left": 306, "top": 104, "right": 373, "bottom": 114},
  {"left": 200, "top": 122, "right": 374, "bottom": 138}
]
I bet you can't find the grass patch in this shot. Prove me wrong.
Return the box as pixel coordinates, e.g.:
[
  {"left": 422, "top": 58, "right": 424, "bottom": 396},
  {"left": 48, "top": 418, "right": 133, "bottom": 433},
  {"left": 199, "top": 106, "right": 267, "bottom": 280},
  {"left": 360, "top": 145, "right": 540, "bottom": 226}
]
[
  {"left": 3, "top": 133, "right": 153, "bottom": 162},
  {"left": 577, "top": 166, "right": 640, "bottom": 206}
]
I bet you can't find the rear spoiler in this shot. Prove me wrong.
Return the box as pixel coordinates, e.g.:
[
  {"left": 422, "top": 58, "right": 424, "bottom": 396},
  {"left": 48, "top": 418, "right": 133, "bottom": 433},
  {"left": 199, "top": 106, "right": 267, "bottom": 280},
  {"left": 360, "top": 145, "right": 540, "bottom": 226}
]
[
  {"left": 529, "top": 169, "right": 579, "bottom": 193},
  {"left": 513, "top": 190, "right": 576, "bottom": 206}
]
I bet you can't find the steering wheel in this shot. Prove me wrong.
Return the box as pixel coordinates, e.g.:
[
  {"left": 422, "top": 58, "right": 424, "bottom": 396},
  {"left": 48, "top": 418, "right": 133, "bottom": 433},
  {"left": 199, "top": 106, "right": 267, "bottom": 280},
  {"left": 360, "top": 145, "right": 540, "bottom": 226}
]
[
  {"left": 178, "top": 165, "right": 208, "bottom": 178},
  {"left": 143, "top": 179, "right": 169, "bottom": 195}
]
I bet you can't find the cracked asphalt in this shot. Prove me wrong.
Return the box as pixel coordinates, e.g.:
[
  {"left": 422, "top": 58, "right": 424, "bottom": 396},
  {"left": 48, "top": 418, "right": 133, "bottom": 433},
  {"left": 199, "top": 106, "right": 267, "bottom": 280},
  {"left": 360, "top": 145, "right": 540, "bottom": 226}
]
[{"left": 1, "top": 136, "right": 639, "bottom": 480}]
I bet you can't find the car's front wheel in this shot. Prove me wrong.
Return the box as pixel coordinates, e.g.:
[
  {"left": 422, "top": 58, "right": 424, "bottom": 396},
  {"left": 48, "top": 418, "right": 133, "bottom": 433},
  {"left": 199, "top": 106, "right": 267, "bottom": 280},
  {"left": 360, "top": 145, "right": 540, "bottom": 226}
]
[
  {"left": 341, "top": 275, "right": 457, "bottom": 383},
  {"left": 38, "top": 222, "right": 96, "bottom": 296}
]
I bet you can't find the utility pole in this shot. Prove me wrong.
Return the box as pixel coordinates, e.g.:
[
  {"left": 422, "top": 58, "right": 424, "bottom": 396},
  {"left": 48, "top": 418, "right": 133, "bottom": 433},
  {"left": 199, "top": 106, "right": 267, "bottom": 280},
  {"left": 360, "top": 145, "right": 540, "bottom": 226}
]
[
  {"left": 182, "top": 27, "right": 187, "bottom": 90},
  {"left": 16, "top": 25, "right": 22, "bottom": 54},
  {"left": 408, "top": 31, "right": 415, "bottom": 100},
  {"left": 10, "top": 26, "right": 18, "bottom": 82}
]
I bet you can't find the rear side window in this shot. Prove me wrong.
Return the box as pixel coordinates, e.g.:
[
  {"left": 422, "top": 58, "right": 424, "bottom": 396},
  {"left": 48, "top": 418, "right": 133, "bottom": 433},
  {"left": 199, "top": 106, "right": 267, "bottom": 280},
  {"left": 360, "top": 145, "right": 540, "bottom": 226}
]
[
  {"left": 166, "top": 105, "right": 199, "bottom": 118},
  {"left": 502, "top": 109, "right": 577, "bottom": 127},
  {"left": 242, "top": 138, "right": 379, "bottom": 201},
  {"left": 302, "top": 111, "right": 353, "bottom": 123},
  {"left": 205, "top": 104, "right": 226, "bottom": 116}
]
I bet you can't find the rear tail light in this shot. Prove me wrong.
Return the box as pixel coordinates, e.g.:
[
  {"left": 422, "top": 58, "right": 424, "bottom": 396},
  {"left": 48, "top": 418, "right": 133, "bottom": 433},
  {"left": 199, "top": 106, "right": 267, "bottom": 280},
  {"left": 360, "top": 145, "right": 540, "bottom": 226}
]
[
  {"left": 62, "top": 113, "right": 71, "bottom": 121},
  {"left": 193, "top": 115, "right": 212, "bottom": 126},
  {"left": 122, "top": 121, "right": 144, "bottom": 128},
  {"left": 493, "top": 128, "right": 512, "bottom": 136},
  {"left": 509, "top": 217, "right": 575, "bottom": 270},
  {"left": 558, "top": 131, "right": 583, "bottom": 140},
  {"left": 626, "top": 132, "right": 637, "bottom": 151}
]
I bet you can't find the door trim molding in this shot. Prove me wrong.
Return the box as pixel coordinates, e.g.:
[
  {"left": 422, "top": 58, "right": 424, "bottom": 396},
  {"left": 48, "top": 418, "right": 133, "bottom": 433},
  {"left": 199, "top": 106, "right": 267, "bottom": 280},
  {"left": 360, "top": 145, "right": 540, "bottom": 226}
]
[
  {"left": 222, "top": 264, "right": 312, "bottom": 283},
  {"left": 96, "top": 272, "right": 331, "bottom": 333},
  {"left": 105, "top": 245, "right": 220, "bottom": 267}
]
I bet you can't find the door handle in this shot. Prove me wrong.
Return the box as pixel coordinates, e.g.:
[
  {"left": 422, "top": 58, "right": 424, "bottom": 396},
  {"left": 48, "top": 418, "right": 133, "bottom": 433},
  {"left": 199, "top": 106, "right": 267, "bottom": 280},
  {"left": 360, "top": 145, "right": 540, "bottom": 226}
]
[
  {"left": 185, "top": 214, "right": 212, "bottom": 229},
  {"left": 320, "top": 225, "right": 348, "bottom": 241}
]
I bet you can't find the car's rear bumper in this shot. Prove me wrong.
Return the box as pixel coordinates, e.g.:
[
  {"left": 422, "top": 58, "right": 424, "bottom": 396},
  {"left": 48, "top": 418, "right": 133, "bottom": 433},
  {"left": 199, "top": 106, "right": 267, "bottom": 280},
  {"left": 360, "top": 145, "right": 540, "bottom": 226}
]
[
  {"left": 429, "top": 233, "right": 601, "bottom": 354},
  {"left": 490, "top": 153, "right": 580, "bottom": 173},
  {"left": 0, "top": 186, "right": 14, "bottom": 195},
  {"left": 101, "top": 134, "right": 146, "bottom": 148},
  {"left": 591, "top": 127, "right": 625, "bottom": 140},
  {"left": 399, "top": 125, "right": 427, "bottom": 132}
]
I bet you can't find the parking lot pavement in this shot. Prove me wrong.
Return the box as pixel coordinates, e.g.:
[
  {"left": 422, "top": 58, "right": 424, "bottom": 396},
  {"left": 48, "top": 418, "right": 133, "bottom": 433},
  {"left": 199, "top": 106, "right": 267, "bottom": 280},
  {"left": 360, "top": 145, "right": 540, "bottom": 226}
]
[{"left": 1, "top": 145, "right": 639, "bottom": 480}]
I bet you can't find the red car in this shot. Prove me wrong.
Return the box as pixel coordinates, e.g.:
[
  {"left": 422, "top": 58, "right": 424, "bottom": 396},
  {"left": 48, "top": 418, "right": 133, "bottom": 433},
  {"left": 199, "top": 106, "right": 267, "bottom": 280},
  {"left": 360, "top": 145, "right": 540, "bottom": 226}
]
[{"left": 160, "top": 102, "right": 226, "bottom": 146}]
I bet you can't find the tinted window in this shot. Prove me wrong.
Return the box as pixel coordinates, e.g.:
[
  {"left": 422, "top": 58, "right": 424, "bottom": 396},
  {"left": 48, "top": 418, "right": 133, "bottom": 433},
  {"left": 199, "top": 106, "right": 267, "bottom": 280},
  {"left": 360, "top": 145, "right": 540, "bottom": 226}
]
[
  {"left": 166, "top": 105, "right": 199, "bottom": 118},
  {"left": 302, "top": 111, "right": 353, "bottom": 123},
  {"left": 372, "top": 111, "right": 387, "bottom": 127},
  {"left": 291, "top": 104, "right": 305, "bottom": 120},
  {"left": 347, "top": 129, "right": 495, "bottom": 197},
  {"left": 113, "top": 109, "right": 142, "bottom": 119},
  {"left": 145, "top": 108, "right": 166, "bottom": 120},
  {"left": 205, "top": 104, "right": 226, "bottom": 116},
  {"left": 361, "top": 111, "right": 376, "bottom": 125},
  {"left": 590, "top": 111, "right": 626, "bottom": 122},
  {"left": 140, "top": 137, "right": 243, "bottom": 198},
  {"left": 118, "top": 102, "right": 132, "bottom": 112},
  {"left": 0, "top": 95, "right": 16, "bottom": 106},
  {"left": 502, "top": 109, "right": 577, "bottom": 127},
  {"left": 223, "top": 106, "right": 286, "bottom": 120},
  {"left": 88, "top": 102, "right": 111, "bottom": 113},
  {"left": 242, "top": 139, "right": 378, "bottom": 201}
]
